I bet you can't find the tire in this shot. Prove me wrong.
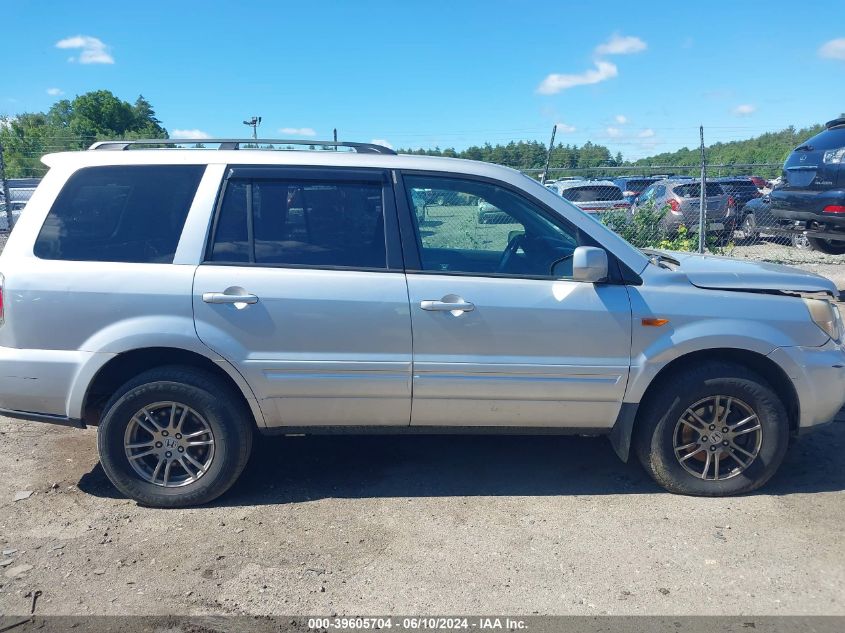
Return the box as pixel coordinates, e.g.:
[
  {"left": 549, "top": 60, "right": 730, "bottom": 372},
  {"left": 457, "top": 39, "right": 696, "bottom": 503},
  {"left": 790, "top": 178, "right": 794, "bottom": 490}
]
[
  {"left": 808, "top": 237, "right": 845, "bottom": 255},
  {"left": 740, "top": 214, "right": 759, "bottom": 244},
  {"left": 97, "top": 366, "right": 253, "bottom": 507},
  {"left": 634, "top": 362, "right": 789, "bottom": 496}
]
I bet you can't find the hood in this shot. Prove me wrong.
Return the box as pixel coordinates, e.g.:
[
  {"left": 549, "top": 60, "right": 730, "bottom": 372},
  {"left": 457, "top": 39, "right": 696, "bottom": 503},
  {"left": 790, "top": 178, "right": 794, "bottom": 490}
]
[{"left": 663, "top": 251, "right": 838, "bottom": 296}]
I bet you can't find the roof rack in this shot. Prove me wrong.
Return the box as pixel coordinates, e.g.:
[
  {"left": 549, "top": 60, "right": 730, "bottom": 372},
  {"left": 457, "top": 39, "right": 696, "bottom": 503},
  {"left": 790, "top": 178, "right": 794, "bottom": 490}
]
[{"left": 87, "top": 138, "right": 397, "bottom": 155}]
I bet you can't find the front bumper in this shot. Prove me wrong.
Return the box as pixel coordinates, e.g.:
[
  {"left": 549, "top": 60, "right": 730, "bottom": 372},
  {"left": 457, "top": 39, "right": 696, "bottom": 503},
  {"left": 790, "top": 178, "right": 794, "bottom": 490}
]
[{"left": 768, "top": 338, "right": 845, "bottom": 431}]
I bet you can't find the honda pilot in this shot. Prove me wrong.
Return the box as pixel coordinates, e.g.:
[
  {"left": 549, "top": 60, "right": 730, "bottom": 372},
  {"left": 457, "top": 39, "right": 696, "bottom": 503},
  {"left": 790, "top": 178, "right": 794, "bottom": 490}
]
[{"left": 0, "top": 138, "right": 843, "bottom": 507}]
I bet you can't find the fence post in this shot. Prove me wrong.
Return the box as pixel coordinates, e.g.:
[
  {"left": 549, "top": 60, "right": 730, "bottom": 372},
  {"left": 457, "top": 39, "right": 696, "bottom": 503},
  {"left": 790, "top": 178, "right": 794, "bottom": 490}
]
[
  {"left": 698, "top": 125, "right": 706, "bottom": 253},
  {"left": 0, "top": 141, "right": 14, "bottom": 232},
  {"left": 541, "top": 124, "right": 557, "bottom": 184}
]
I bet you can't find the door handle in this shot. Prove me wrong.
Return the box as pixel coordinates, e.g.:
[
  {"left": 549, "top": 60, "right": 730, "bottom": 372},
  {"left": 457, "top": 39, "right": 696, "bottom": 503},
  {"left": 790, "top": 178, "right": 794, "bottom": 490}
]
[
  {"left": 420, "top": 299, "right": 475, "bottom": 312},
  {"left": 202, "top": 292, "right": 259, "bottom": 305}
]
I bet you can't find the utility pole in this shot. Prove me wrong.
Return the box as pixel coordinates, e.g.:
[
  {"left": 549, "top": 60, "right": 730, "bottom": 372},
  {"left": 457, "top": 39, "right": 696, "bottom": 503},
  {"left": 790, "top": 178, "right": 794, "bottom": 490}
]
[
  {"left": 698, "top": 125, "right": 706, "bottom": 254},
  {"left": 0, "top": 141, "right": 14, "bottom": 231},
  {"left": 333, "top": 128, "right": 338, "bottom": 150},
  {"left": 541, "top": 124, "right": 557, "bottom": 184},
  {"left": 243, "top": 116, "right": 262, "bottom": 140}
]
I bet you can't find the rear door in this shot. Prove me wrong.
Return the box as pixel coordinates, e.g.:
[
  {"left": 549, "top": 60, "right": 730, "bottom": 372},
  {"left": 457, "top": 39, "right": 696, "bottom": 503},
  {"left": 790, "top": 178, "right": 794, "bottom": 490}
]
[
  {"left": 398, "top": 172, "right": 632, "bottom": 428},
  {"left": 193, "top": 167, "right": 412, "bottom": 428}
]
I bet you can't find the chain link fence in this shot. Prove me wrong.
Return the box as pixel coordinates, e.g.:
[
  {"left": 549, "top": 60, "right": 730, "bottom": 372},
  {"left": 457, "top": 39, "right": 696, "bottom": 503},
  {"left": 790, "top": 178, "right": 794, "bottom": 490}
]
[
  {"left": 526, "top": 164, "right": 845, "bottom": 270},
  {"left": 1, "top": 138, "right": 843, "bottom": 274}
]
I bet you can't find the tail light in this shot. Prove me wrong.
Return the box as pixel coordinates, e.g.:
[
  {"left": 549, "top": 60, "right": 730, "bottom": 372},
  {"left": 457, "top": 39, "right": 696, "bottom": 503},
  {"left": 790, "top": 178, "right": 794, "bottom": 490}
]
[
  {"left": 728, "top": 195, "right": 735, "bottom": 207},
  {"left": 623, "top": 190, "right": 636, "bottom": 197},
  {"left": 667, "top": 199, "right": 682, "bottom": 215},
  {"left": 823, "top": 205, "right": 845, "bottom": 214}
]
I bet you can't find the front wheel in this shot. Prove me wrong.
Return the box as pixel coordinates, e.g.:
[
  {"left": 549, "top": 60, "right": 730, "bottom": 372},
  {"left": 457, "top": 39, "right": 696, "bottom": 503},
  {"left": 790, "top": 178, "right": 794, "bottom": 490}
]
[
  {"left": 97, "top": 366, "right": 253, "bottom": 507},
  {"left": 634, "top": 362, "right": 789, "bottom": 496}
]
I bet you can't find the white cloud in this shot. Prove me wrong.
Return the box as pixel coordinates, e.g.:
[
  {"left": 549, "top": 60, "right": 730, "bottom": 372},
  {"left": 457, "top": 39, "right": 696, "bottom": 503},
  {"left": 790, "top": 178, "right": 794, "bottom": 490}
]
[
  {"left": 537, "top": 60, "right": 618, "bottom": 94},
  {"left": 595, "top": 34, "right": 647, "bottom": 56},
  {"left": 279, "top": 127, "right": 317, "bottom": 137},
  {"left": 614, "top": 114, "right": 627, "bottom": 124},
  {"left": 555, "top": 122, "right": 576, "bottom": 133},
  {"left": 371, "top": 139, "right": 393, "bottom": 149},
  {"left": 537, "top": 33, "right": 646, "bottom": 95},
  {"left": 172, "top": 128, "right": 211, "bottom": 139},
  {"left": 638, "top": 128, "right": 655, "bottom": 138},
  {"left": 605, "top": 127, "right": 623, "bottom": 138},
  {"left": 732, "top": 104, "right": 757, "bottom": 116},
  {"left": 55, "top": 35, "right": 114, "bottom": 64},
  {"left": 46, "top": 88, "right": 64, "bottom": 96},
  {"left": 819, "top": 38, "right": 845, "bottom": 60}
]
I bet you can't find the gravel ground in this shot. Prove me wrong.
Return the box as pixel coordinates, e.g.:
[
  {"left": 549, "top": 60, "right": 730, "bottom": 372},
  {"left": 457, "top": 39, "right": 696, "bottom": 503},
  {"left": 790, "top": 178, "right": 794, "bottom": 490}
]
[
  {"left": 0, "top": 232, "right": 843, "bottom": 617},
  {"left": 0, "top": 412, "right": 843, "bottom": 617}
]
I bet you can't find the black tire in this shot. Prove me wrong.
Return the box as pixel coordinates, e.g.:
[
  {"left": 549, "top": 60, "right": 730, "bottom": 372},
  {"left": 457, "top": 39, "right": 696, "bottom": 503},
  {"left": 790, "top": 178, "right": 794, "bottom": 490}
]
[
  {"left": 634, "top": 362, "right": 789, "bottom": 496},
  {"left": 740, "top": 214, "right": 759, "bottom": 244},
  {"left": 808, "top": 237, "right": 845, "bottom": 255},
  {"left": 97, "top": 366, "right": 253, "bottom": 507}
]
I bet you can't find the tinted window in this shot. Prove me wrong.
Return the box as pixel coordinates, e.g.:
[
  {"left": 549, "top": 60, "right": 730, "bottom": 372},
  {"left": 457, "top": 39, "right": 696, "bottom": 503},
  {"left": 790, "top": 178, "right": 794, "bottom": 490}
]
[
  {"left": 801, "top": 127, "right": 845, "bottom": 151},
  {"left": 405, "top": 175, "right": 583, "bottom": 278},
  {"left": 34, "top": 165, "right": 204, "bottom": 263},
  {"left": 210, "top": 178, "right": 386, "bottom": 269},
  {"left": 559, "top": 186, "right": 623, "bottom": 202},
  {"left": 623, "top": 179, "right": 658, "bottom": 192},
  {"left": 672, "top": 183, "right": 724, "bottom": 198}
]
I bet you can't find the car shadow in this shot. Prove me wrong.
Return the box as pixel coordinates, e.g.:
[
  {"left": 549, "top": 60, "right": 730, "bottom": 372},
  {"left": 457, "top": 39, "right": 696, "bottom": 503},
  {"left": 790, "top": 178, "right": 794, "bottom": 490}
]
[{"left": 77, "top": 418, "right": 845, "bottom": 506}]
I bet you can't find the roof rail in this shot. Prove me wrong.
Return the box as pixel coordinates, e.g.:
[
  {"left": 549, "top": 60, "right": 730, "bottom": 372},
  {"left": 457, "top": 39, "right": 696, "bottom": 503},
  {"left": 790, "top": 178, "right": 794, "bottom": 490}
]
[{"left": 87, "top": 138, "right": 397, "bottom": 155}]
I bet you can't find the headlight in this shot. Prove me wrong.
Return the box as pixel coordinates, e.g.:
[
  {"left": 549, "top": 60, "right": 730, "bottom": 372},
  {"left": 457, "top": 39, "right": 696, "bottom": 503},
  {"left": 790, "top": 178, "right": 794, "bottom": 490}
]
[{"left": 803, "top": 298, "right": 843, "bottom": 342}]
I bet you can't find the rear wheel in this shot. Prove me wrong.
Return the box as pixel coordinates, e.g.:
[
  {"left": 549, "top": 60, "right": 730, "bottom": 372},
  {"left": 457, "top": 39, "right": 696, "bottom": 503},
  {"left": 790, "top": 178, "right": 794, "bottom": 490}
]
[
  {"left": 808, "top": 236, "right": 845, "bottom": 255},
  {"left": 97, "top": 366, "right": 253, "bottom": 507},
  {"left": 634, "top": 362, "right": 789, "bottom": 496},
  {"left": 740, "top": 214, "right": 759, "bottom": 243}
]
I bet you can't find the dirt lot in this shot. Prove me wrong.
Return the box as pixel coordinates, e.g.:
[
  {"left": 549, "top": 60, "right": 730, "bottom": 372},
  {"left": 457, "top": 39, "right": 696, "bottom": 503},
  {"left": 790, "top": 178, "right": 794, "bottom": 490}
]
[
  {"left": 0, "top": 412, "right": 844, "bottom": 617},
  {"left": 0, "top": 223, "right": 843, "bottom": 618}
]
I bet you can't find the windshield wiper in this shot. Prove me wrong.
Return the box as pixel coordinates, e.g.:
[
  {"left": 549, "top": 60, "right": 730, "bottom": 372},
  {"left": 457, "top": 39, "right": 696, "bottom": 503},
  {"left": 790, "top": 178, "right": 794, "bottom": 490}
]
[{"left": 641, "top": 248, "right": 680, "bottom": 269}]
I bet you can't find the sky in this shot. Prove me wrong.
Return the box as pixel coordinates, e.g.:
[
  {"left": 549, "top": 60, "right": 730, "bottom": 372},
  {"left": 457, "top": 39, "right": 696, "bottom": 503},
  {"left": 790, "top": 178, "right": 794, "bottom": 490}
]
[{"left": 3, "top": 0, "right": 845, "bottom": 160}]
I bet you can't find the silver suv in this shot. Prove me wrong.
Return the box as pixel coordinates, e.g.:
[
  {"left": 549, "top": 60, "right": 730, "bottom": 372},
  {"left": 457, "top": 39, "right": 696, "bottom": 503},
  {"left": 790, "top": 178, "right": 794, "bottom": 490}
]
[{"left": 1, "top": 139, "right": 844, "bottom": 507}]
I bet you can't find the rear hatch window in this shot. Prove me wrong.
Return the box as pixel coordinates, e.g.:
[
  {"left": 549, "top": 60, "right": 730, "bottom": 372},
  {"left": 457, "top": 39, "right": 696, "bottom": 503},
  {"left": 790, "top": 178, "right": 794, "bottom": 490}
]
[
  {"left": 672, "top": 183, "right": 724, "bottom": 198},
  {"left": 783, "top": 126, "right": 845, "bottom": 189},
  {"left": 560, "top": 186, "right": 623, "bottom": 202},
  {"left": 622, "top": 179, "right": 657, "bottom": 192}
]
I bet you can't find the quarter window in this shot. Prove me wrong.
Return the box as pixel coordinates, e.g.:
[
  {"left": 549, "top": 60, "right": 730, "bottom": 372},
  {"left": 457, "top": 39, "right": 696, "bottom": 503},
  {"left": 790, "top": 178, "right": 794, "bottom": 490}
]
[
  {"left": 34, "top": 165, "right": 205, "bottom": 263},
  {"left": 209, "top": 178, "right": 387, "bottom": 269}
]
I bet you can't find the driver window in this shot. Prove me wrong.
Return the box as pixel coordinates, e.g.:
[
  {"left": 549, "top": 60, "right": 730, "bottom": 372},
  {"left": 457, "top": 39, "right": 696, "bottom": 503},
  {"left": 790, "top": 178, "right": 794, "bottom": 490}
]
[{"left": 404, "top": 175, "right": 582, "bottom": 278}]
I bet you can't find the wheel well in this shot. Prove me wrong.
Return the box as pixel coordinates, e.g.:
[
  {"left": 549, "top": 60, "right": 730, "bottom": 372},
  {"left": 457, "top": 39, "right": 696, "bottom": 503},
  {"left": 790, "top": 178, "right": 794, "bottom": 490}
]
[
  {"left": 82, "top": 347, "right": 252, "bottom": 427},
  {"left": 638, "top": 348, "right": 800, "bottom": 434}
]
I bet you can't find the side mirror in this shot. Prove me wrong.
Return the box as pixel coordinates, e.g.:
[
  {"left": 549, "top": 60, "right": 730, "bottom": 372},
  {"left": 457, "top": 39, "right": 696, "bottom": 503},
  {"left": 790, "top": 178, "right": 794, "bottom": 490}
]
[{"left": 572, "top": 246, "right": 608, "bottom": 283}]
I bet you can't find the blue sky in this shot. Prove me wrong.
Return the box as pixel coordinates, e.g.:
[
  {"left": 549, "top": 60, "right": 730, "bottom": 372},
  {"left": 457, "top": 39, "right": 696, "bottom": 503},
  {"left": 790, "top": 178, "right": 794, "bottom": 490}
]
[{"left": 3, "top": 0, "right": 844, "bottom": 159}]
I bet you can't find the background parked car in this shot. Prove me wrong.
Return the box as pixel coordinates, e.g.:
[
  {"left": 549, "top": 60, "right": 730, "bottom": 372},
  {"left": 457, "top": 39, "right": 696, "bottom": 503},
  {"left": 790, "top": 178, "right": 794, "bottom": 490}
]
[
  {"left": 613, "top": 176, "right": 660, "bottom": 204},
  {"left": 769, "top": 117, "right": 845, "bottom": 254},
  {"left": 749, "top": 175, "right": 772, "bottom": 191},
  {"left": 550, "top": 180, "right": 630, "bottom": 215},
  {"left": 632, "top": 179, "right": 735, "bottom": 240},
  {"left": 0, "top": 201, "right": 26, "bottom": 231}
]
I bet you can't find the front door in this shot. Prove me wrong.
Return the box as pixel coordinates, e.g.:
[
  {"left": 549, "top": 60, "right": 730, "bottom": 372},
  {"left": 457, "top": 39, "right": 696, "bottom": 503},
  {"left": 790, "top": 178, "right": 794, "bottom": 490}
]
[
  {"left": 400, "top": 173, "right": 632, "bottom": 428},
  {"left": 193, "top": 167, "right": 412, "bottom": 427}
]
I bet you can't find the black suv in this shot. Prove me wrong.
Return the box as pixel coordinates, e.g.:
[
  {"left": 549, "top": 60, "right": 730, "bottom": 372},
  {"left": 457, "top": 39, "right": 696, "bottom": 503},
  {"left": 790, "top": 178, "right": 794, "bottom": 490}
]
[
  {"left": 612, "top": 176, "right": 660, "bottom": 204},
  {"left": 770, "top": 117, "right": 845, "bottom": 254}
]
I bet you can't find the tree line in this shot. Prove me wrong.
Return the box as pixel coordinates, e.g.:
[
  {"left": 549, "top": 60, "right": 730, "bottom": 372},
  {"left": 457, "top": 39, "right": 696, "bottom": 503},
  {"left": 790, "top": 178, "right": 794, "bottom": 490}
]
[{"left": 0, "top": 90, "right": 836, "bottom": 178}]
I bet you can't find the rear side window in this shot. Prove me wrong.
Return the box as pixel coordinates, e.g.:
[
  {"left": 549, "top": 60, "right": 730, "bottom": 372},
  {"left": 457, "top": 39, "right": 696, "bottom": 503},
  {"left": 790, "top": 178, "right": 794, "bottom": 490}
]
[
  {"left": 34, "top": 165, "right": 204, "bottom": 263},
  {"left": 672, "top": 183, "right": 724, "bottom": 198},
  {"left": 209, "top": 178, "right": 387, "bottom": 269},
  {"left": 559, "top": 186, "right": 623, "bottom": 202}
]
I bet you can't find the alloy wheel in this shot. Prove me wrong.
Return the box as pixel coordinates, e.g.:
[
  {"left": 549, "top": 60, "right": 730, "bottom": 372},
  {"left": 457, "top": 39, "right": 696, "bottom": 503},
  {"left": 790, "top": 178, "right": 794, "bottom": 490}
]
[
  {"left": 673, "top": 395, "right": 762, "bottom": 480},
  {"left": 123, "top": 401, "right": 216, "bottom": 487}
]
